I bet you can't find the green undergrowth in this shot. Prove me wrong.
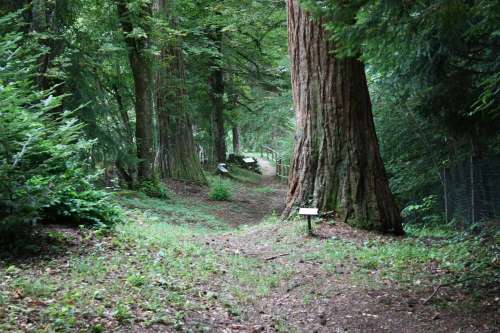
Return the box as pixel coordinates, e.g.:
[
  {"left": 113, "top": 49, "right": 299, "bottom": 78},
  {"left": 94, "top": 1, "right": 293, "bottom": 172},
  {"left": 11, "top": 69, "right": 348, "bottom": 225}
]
[
  {"left": 309, "top": 224, "right": 499, "bottom": 288},
  {"left": 207, "top": 177, "right": 233, "bottom": 201},
  {"left": 0, "top": 194, "right": 288, "bottom": 332},
  {"left": 255, "top": 186, "right": 274, "bottom": 193},
  {"left": 2, "top": 189, "right": 496, "bottom": 332},
  {"left": 205, "top": 166, "right": 267, "bottom": 201},
  {"left": 228, "top": 166, "right": 262, "bottom": 184},
  {"left": 114, "top": 191, "right": 228, "bottom": 230}
]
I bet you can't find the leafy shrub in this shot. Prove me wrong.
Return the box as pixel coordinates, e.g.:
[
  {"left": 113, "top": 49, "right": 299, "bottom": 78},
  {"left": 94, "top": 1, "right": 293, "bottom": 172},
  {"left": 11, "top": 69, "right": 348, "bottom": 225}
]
[
  {"left": 0, "top": 12, "right": 120, "bottom": 241},
  {"left": 208, "top": 179, "right": 232, "bottom": 201},
  {"left": 401, "top": 195, "right": 441, "bottom": 225}
]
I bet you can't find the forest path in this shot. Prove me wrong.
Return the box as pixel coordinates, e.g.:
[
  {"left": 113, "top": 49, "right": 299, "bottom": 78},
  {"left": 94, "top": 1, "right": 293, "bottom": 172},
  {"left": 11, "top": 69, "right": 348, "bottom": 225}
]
[
  {"left": 167, "top": 158, "right": 287, "bottom": 228},
  {"left": 181, "top": 159, "right": 497, "bottom": 332},
  {"left": 256, "top": 157, "right": 276, "bottom": 177},
  {"left": 197, "top": 213, "right": 496, "bottom": 333},
  {"left": 2, "top": 159, "right": 496, "bottom": 333}
]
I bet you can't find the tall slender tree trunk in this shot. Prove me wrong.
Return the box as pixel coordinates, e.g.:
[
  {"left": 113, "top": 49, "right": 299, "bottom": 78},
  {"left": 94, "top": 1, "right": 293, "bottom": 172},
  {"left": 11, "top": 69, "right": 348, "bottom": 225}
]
[
  {"left": 208, "top": 28, "right": 226, "bottom": 163},
  {"left": 116, "top": 0, "right": 154, "bottom": 181},
  {"left": 232, "top": 126, "right": 241, "bottom": 155},
  {"left": 112, "top": 83, "right": 136, "bottom": 188},
  {"left": 154, "top": 0, "right": 206, "bottom": 184},
  {"left": 285, "top": 0, "right": 404, "bottom": 235},
  {"left": 31, "top": 0, "right": 66, "bottom": 113}
]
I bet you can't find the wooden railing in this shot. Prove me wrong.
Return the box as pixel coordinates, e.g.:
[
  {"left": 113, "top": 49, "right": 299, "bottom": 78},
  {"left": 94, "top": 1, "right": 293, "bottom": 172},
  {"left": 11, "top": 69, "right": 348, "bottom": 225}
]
[
  {"left": 260, "top": 146, "right": 279, "bottom": 161},
  {"left": 260, "top": 146, "right": 290, "bottom": 181}
]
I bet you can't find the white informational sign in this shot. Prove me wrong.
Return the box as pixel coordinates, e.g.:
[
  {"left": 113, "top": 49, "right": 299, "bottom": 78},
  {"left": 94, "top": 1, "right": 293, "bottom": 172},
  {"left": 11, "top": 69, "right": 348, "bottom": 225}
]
[
  {"left": 243, "top": 157, "right": 255, "bottom": 163},
  {"left": 217, "top": 163, "right": 229, "bottom": 173},
  {"left": 299, "top": 208, "right": 318, "bottom": 216}
]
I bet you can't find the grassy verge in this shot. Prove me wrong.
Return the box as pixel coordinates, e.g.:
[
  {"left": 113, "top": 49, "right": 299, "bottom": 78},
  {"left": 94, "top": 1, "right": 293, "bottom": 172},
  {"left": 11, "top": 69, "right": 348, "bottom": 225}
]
[
  {"left": 0, "top": 193, "right": 288, "bottom": 332},
  {"left": 307, "top": 224, "right": 499, "bottom": 289}
]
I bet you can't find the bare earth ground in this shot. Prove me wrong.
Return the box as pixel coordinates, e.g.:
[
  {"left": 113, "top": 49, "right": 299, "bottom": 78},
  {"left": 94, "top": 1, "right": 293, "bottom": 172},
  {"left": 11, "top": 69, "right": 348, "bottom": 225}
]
[{"left": 1, "top": 159, "right": 498, "bottom": 332}]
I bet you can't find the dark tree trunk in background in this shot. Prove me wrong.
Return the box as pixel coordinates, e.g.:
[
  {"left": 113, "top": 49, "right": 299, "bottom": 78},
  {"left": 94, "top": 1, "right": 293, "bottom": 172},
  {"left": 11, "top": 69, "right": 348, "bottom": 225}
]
[
  {"left": 154, "top": 0, "right": 207, "bottom": 184},
  {"left": 116, "top": 0, "right": 154, "bottom": 181},
  {"left": 112, "top": 83, "right": 136, "bottom": 188},
  {"left": 32, "top": 0, "right": 50, "bottom": 90},
  {"left": 232, "top": 126, "right": 241, "bottom": 155},
  {"left": 0, "top": 1, "right": 28, "bottom": 13},
  {"left": 208, "top": 28, "right": 226, "bottom": 163},
  {"left": 285, "top": 0, "right": 404, "bottom": 235},
  {"left": 31, "top": 0, "right": 66, "bottom": 112}
]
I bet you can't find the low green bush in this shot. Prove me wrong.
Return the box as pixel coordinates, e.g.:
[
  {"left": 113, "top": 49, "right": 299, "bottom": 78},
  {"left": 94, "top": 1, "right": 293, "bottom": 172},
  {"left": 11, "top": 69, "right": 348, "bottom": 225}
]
[{"left": 208, "top": 180, "right": 232, "bottom": 201}]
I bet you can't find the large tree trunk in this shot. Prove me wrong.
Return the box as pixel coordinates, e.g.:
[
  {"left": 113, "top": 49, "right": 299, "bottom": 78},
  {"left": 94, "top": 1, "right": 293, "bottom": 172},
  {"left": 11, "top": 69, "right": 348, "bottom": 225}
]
[
  {"left": 208, "top": 29, "right": 226, "bottom": 163},
  {"left": 285, "top": 0, "right": 404, "bottom": 235},
  {"left": 116, "top": 0, "right": 154, "bottom": 181},
  {"left": 154, "top": 0, "right": 207, "bottom": 184}
]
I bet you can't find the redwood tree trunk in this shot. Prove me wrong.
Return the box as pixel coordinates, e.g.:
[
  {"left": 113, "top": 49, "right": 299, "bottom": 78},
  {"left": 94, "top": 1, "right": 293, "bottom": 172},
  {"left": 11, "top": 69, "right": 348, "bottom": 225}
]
[
  {"left": 116, "top": 0, "right": 154, "bottom": 181},
  {"left": 209, "top": 28, "right": 226, "bottom": 163},
  {"left": 155, "top": 0, "right": 206, "bottom": 184},
  {"left": 285, "top": 0, "right": 403, "bottom": 235}
]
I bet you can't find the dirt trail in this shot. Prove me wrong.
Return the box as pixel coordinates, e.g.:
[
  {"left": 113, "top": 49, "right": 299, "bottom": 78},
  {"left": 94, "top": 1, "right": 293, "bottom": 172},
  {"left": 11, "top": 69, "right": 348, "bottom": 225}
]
[
  {"left": 168, "top": 158, "right": 287, "bottom": 227},
  {"left": 191, "top": 159, "right": 498, "bottom": 333},
  {"left": 256, "top": 157, "right": 276, "bottom": 177},
  {"left": 204, "top": 224, "right": 497, "bottom": 332}
]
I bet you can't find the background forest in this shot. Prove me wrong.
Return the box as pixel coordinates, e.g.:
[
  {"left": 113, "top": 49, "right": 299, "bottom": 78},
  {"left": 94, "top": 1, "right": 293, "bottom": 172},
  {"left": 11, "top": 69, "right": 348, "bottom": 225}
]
[{"left": 1, "top": 0, "right": 498, "bottom": 235}]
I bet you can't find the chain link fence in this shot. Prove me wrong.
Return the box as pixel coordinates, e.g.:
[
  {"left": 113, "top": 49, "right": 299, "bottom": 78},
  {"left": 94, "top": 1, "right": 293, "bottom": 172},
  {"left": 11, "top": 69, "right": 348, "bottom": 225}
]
[{"left": 445, "top": 158, "right": 500, "bottom": 228}]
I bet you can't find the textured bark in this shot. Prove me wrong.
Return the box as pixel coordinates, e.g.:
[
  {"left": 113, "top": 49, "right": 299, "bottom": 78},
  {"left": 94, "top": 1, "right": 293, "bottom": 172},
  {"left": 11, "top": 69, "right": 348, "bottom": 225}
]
[
  {"left": 116, "top": 0, "right": 154, "bottom": 181},
  {"left": 285, "top": 0, "right": 403, "bottom": 235},
  {"left": 154, "top": 0, "right": 207, "bottom": 184},
  {"left": 232, "top": 126, "right": 241, "bottom": 155},
  {"left": 208, "top": 28, "right": 226, "bottom": 163}
]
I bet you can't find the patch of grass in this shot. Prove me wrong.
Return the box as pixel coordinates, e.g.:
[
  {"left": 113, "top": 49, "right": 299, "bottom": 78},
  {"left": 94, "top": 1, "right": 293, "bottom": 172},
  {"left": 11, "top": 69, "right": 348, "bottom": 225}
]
[
  {"left": 316, "top": 226, "right": 499, "bottom": 287},
  {"left": 404, "top": 223, "right": 454, "bottom": 238},
  {"left": 117, "top": 194, "right": 228, "bottom": 230},
  {"left": 0, "top": 206, "right": 231, "bottom": 332},
  {"left": 126, "top": 273, "right": 146, "bottom": 287},
  {"left": 138, "top": 180, "right": 172, "bottom": 199},
  {"left": 272, "top": 317, "right": 297, "bottom": 333},
  {"left": 113, "top": 303, "right": 132, "bottom": 323},
  {"left": 12, "top": 277, "right": 55, "bottom": 298},
  {"left": 255, "top": 186, "right": 274, "bottom": 193},
  {"left": 223, "top": 254, "right": 290, "bottom": 304},
  {"left": 229, "top": 166, "right": 261, "bottom": 184}
]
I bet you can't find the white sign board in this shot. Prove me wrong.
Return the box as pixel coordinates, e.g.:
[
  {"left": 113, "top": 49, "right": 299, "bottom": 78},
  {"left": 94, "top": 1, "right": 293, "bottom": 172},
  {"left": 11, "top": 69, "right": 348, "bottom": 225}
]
[
  {"left": 299, "top": 208, "right": 318, "bottom": 216},
  {"left": 243, "top": 157, "right": 255, "bottom": 163},
  {"left": 217, "top": 163, "right": 229, "bottom": 173}
]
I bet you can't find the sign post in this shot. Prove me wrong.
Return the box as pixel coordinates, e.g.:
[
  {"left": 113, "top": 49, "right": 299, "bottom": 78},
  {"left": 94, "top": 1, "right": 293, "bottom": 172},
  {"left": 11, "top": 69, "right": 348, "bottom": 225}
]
[{"left": 299, "top": 208, "right": 319, "bottom": 235}]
